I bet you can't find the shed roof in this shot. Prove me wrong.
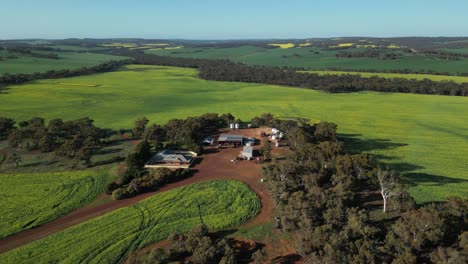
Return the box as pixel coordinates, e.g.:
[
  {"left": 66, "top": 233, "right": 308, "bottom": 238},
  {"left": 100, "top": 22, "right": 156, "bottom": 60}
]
[
  {"left": 146, "top": 150, "right": 196, "bottom": 165},
  {"left": 219, "top": 134, "right": 243, "bottom": 142}
]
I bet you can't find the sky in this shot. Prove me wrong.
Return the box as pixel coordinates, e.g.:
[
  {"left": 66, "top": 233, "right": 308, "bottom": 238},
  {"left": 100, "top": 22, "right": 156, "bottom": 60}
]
[{"left": 1, "top": 0, "right": 467, "bottom": 39}]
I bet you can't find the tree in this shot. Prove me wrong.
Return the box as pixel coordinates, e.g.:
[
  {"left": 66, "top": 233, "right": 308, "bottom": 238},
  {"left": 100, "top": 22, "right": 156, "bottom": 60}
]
[
  {"left": 0, "top": 117, "right": 15, "bottom": 139},
  {"left": 75, "top": 146, "right": 93, "bottom": 166},
  {"left": 376, "top": 169, "right": 404, "bottom": 212},
  {"left": 143, "top": 124, "right": 166, "bottom": 148},
  {"left": 259, "top": 139, "right": 272, "bottom": 161},
  {"left": 132, "top": 116, "right": 149, "bottom": 138},
  {"left": 252, "top": 248, "right": 267, "bottom": 263},
  {"left": 385, "top": 207, "right": 445, "bottom": 255},
  {"left": 7, "top": 153, "right": 22, "bottom": 167}
]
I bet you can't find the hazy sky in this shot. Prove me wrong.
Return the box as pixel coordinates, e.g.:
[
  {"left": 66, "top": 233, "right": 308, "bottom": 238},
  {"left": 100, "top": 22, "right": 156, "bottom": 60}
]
[{"left": 1, "top": 0, "right": 467, "bottom": 39}]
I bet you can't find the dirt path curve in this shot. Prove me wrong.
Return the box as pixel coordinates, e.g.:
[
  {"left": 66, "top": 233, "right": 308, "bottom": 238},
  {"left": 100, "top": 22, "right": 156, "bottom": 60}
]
[{"left": 0, "top": 129, "right": 276, "bottom": 254}]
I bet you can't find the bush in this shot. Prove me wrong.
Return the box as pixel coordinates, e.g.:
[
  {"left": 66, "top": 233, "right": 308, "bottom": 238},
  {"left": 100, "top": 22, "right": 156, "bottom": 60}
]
[{"left": 106, "top": 182, "right": 120, "bottom": 195}]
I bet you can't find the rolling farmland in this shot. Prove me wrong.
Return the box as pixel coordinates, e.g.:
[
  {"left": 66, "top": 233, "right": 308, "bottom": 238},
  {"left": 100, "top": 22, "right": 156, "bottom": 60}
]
[
  {"left": 146, "top": 45, "right": 468, "bottom": 74},
  {"left": 0, "top": 169, "right": 113, "bottom": 238},
  {"left": 0, "top": 65, "right": 467, "bottom": 202},
  {"left": 0, "top": 180, "right": 260, "bottom": 264}
]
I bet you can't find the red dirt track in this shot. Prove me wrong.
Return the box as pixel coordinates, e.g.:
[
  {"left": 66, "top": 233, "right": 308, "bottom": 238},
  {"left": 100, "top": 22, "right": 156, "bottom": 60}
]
[{"left": 0, "top": 128, "right": 279, "bottom": 254}]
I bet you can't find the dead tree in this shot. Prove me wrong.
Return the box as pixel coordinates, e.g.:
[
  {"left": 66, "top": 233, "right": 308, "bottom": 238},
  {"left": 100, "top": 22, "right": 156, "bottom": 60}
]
[{"left": 377, "top": 169, "right": 403, "bottom": 213}]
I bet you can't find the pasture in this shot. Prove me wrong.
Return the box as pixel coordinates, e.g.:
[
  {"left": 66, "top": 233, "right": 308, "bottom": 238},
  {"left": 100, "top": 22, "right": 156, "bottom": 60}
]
[
  {"left": 0, "top": 169, "right": 113, "bottom": 239},
  {"left": 0, "top": 180, "right": 260, "bottom": 264},
  {"left": 146, "top": 45, "right": 468, "bottom": 74},
  {"left": 0, "top": 50, "right": 127, "bottom": 75},
  {"left": 0, "top": 65, "right": 467, "bottom": 202},
  {"left": 302, "top": 70, "right": 468, "bottom": 83}
]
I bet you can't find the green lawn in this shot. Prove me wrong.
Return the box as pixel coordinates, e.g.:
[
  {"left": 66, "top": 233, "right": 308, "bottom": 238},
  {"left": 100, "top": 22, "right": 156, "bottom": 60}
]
[
  {"left": 0, "top": 180, "right": 260, "bottom": 264},
  {"left": 0, "top": 65, "right": 467, "bottom": 202},
  {"left": 0, "top": 169, "right": 113, "bottom": 239},
  {"left": 302, "top": 70, "right": 468, "bottom": 83},
  {"left": 146, "top": 45, "right": 468, "bottom": 74},
  {"left": 0, "top": 50, "right": 127, "bottom": 75}
]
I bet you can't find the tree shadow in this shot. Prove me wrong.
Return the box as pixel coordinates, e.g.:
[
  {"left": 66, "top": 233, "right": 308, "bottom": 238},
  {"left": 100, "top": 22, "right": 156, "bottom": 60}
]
[
  {"left": 107, "top": 137, "right": 133, "bottom": 146},
  {"left": 95, "top": 148, "right": 123, "bottom": 155},
  {"left": 92, "top": 156, "right": 124, "bottom": 167},
  {"left": 338, "top": 133, "right": 408, "bottom": 154},
  {"left": 19, "top": 160, "right": 58, "bottom": 168},
  {"left": 271, "top": 253, "right": 302, "bottom": 264},
  {"left": 402, "top": 173, "right": 468, "bottom": 187}
]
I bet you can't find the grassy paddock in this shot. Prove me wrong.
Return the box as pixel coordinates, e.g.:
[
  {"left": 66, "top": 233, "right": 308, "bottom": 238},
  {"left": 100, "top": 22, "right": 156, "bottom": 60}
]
[
  {"left": 301, "top": 70, "right": 468, "bottom": 83},
  {"left": 0, "top": 50, "right": 127, "bottom": 75},
  {"left": 0, "top": 65, "right": 467, "bottom": 202},
  {"left": 0, "top": 180, "right": 260, "bottom": 264},
  {"left": 0, "top": 169, "right": 113, "bottom": 238}
]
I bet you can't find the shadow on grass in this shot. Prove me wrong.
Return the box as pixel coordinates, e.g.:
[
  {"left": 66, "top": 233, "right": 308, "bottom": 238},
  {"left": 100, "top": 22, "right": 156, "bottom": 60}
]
[
  {"left": 95, "top": 148, "right": 123, "bottom": 155},
  {"left": 339, "top": 133, "right": 408, "bottom": 154},
  {"left": 92, "top": 156, "right": 125, "bottom": 167},
  {"left": 19, "top": 160, "right": 58, "bottom": 168},
  {"left": 402, "top": 173, "right": 468, "bottom": 187}
]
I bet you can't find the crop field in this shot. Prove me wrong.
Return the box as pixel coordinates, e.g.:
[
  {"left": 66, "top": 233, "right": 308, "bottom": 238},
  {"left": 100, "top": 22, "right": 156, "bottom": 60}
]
[
  {"left": 441, "top": 48, "right": 468, "bottom": 54},
  {"left": 0, "top": 50, "right": 127, "bottom": 75},
  {"left": 0, "top": 180, "right": 261, "bottom": 264},
  {"left": 302, "top": 70, "right": 468, "bottom": 83},
  {"left": 146, "top": 45, "right": 468, "bottom": 74},
  {"left": 0, "top": 65, "right": 467, "bottom": 202},
  {"left": 0, "top": 169, "right": 113, "bottom": 238},
  {"left": 268, "top": 43, "right": 295, "bottom": 48}
]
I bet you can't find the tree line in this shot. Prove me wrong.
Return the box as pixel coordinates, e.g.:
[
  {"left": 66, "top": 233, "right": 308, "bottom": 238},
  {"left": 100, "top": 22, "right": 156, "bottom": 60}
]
[
  {"left": 256, "top": 113, "right": 467, "bottom": 263},
  {"left": 336, "top": 49, "right": 403, "bottom": 60},
  {"left": 126, "top": 52, "right": 468, "bottom": 96}
]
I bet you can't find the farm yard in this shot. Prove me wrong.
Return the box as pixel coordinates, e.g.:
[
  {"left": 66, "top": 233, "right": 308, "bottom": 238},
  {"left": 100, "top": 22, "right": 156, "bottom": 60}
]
[
  {"left": 0, "top": 65, "right": 466, "bottom": 203},
  {"left": 0, "top": 180, "right": 261, "bottom": 264}
]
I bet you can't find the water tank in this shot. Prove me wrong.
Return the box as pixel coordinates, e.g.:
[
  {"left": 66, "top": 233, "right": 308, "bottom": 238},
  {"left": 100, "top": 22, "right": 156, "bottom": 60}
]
[
  {"left": 229, "top": 123, "right": 234, "bottom": 129},
  {"left": 235, "top": 123, "right": 240, "bottom": 129}
]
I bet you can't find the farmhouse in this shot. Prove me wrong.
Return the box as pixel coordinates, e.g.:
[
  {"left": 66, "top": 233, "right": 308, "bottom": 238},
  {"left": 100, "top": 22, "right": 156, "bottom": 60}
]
[
  {"left": 218, "top": 134, "right": 243, "bottom": 147},
  {"left": 144, "top": 150, "right": 197, "bottom": 169},
  {"left": 242, "top": 146, "right": 254, "bottom": 160}
]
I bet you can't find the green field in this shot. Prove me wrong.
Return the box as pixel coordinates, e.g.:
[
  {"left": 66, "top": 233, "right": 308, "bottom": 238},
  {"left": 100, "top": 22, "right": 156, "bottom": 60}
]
[
  {"left": 0, "top": 50, "right": 127, "bottom": 75},
  {"left": 0, "top": 65, "right": 467, "bottom": 202},
  {"left": 440, "top": 48, "right": 468, "bottom": 54},
  {"left": 0, "top": 169, "right": 113, "bottom": 238},
  {"left": 302, "top": 70, "right": 468, "bottom": 83},
  {"left": 146, "top": 45, "right": 468, "bottom": 74},
  {"left": 0, "top": 180, "right": 260, "bottom": 264}
]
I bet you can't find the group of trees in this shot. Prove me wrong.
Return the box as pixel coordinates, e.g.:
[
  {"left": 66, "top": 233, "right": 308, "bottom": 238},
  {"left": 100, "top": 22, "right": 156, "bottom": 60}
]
[
  {"left": 3, "top": 116, "right": 108, "bottom": 166},
  {"left": 135, "top": 113, "right": 235, "bottom": 152},
  {"left": 259, "top": 114, "right": 467, "bottom": 263},
  {"left": 126, "top": 225, "right": 231, "bottom": 264},
  {"left": 336, "top": 49, "right": 402, "bottom": 60},
  {"left": 126, "top": 224, "right": 266, "bottom": 264},
  {"left": 126, "top": 53, "right": 468, "bottom": 96}
]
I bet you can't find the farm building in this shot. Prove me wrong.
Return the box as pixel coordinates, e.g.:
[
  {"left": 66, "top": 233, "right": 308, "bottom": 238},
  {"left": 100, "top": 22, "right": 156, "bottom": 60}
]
[
  {"left": 242, "top": 146, "right": 254, "bottom": 160},
  {"left": 144, "top": 150, "right": 197, "bottom": 169},
  {"left": 218, "top": 134, "right": 243, "bottom": 147}
]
